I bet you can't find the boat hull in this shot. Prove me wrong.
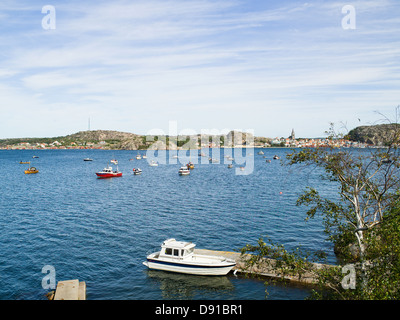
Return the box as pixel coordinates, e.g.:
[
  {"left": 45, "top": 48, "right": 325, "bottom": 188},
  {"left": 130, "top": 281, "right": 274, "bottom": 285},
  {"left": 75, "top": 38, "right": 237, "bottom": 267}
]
[
  {"left": 24, "top": 170, "right": 38, "bottom": 174},
  {"left": 95, "top": 172, "right": 122, "bottom": 178},
  {"left": 144, "top": 258, "right": 236, "bottom": 276}
]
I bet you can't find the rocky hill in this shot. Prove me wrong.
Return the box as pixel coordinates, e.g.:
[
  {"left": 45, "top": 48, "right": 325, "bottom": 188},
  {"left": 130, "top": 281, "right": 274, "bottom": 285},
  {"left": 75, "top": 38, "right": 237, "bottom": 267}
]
[
  {"left": 65, "top": 130, "right": 138, "bottom": 142},
  {"left": 65, "top": 130, "right": 145, "bottom": 149},
  {"left": 347, "top": 123, "right": 400, "bottom": 146},
  {"left": 0, "top": 129, "right": 263, "bottom": 150}
]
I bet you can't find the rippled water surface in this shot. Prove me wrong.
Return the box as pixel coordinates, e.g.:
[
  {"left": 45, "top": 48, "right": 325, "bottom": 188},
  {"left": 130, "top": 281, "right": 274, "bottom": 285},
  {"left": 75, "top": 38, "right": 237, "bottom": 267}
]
[{"left": 0, "top": 148, "right": 338, "bottom": 300}]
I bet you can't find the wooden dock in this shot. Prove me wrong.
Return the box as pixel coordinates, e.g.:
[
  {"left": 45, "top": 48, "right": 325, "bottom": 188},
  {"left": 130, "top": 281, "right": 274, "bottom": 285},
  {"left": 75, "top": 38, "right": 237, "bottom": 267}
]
[
  {"left": 49, "top": 279, "right": 86, "bottom": 300},
  {"left": 47, "top": 249, "right": 333, "bottom": 300},
  {"left": 194, "top": 249, "right": 334, "bottom": 285}
]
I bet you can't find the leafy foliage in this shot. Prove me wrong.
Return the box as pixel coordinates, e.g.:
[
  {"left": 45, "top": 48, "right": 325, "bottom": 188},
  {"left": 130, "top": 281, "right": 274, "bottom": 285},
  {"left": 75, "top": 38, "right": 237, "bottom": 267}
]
[{"left": 240, "top": 120, "right": 400, "bottom": 299}]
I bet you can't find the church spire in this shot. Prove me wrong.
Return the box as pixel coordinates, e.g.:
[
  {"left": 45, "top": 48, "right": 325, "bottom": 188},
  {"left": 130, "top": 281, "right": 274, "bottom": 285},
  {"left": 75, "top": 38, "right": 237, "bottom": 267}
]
[{"left": 290, "top": 128, "right": 295, "bottom": 140}]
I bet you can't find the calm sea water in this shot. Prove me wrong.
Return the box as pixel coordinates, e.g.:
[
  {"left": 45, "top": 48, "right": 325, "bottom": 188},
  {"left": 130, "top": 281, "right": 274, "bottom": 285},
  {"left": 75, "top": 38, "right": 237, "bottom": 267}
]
[{"left": 0, "top": 148, "right": 338, "bottom": 300}]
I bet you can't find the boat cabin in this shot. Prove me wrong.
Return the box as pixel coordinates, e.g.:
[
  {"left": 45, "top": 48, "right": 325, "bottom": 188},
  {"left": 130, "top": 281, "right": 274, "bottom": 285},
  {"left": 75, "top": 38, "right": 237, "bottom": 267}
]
[
  {"left": 102, "top": 166, "right": 119, "bottom": 173},
  {"left": 159, "top": 238, "right": 195, "bottom": 259}
]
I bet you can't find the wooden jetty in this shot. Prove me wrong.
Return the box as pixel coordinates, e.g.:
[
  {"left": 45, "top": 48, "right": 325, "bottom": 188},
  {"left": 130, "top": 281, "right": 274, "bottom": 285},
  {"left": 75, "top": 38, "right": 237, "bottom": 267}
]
[
  {"left": 48, "top": 279, "right": 86, "bottom": 300},
  {"left": 47, "top": 249, "right": 333, "bottom": 300},
  {"left": 194, "top": 249, "right": 334, "bottom": 285}
]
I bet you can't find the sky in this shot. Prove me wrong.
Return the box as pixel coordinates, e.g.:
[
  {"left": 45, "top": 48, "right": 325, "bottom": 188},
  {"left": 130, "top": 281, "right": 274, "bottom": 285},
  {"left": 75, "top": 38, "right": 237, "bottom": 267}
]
[{"left": 0, "top": 0, "right": 399, "bottom": 139}]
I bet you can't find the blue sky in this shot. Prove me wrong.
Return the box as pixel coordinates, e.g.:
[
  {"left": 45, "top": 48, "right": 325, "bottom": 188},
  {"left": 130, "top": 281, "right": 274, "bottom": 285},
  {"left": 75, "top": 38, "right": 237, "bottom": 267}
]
[{"left": 0, "top": 0, "right": 399, "bottom": 138}]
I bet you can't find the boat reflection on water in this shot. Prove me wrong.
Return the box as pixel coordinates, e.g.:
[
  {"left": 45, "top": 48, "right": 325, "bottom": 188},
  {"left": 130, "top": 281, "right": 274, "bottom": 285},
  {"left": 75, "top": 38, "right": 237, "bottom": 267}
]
[{"left": 145, "top": 270, "right": 235, "bottom": 300}]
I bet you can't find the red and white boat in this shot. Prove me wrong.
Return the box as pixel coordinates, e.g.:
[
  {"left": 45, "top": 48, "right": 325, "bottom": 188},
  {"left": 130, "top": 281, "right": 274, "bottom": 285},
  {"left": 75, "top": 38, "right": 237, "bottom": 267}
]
[{"left": 96, "top": 165, "right": 122, "bottom": 178}]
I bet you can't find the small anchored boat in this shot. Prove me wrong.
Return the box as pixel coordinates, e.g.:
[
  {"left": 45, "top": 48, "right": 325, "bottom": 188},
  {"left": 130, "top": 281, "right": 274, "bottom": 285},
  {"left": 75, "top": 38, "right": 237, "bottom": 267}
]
[
  {"left": 96, "top": 164, "right": 122, "bottom": 178},
  {"left": 143, "top": 239, "right": 236, "bottom": 276},
  {"left": 381, "top": 158, "right": 392, "bottom": 164},
  {"left": 186, "top": 162, "right": 194, "bottom": 169},
  {"left": 149, "top": 160, "right": 158, "bottom": 167},
  {"left": 25, "top": 167, "right": 39, "bottom": 174},
  {"left": 83, "top": 158, "right": 93, "bottom": 161},
  {"left": 179, "top": 166, "right": 190, "bottom": 175},
  {"left": 133, "top": 168, "right": 142, "bottom": 175},
  {"left": 24, "top": 162, "right": 38, "bottom": 174}
]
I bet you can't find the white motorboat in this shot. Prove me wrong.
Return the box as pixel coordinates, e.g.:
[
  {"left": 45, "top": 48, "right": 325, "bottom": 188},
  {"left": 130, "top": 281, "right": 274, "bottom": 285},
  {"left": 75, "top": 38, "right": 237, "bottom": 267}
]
[
  {"left": 133, "top": 168, "right": 142, "bottom": 175},
  {"left": 149, "top": 160, "right": 158, "bottom": 166},
  {"left": 143, "top": 239, "right": 236, "bottom": 276},
  {"left": 179, "top": 166, "right": 190, "bottom": 175}
]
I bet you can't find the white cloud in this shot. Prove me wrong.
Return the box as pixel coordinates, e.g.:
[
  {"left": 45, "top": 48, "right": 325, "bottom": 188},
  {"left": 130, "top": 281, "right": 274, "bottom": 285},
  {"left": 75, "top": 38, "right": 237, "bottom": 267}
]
[{"left": 0, "top": 0, "right": 399, "bottom": 138}]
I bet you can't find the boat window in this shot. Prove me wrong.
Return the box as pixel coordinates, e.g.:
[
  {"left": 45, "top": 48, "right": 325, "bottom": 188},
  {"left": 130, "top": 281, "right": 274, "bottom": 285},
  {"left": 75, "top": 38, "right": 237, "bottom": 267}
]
[
  {"left": 173, "top": 249, "right": 179, "bottom": 256},
  {"left": 187, "top": 248, "right": 194, "bottom": 255},
  {"left": 165, "top": 248, "right": 172, "bottom": 255}
]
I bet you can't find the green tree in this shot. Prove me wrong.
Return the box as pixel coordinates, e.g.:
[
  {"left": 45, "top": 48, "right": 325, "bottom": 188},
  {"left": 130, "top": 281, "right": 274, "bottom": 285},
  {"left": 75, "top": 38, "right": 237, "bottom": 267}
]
[{"left": 240, "top": 121, "right": 400, "bottom": 299}]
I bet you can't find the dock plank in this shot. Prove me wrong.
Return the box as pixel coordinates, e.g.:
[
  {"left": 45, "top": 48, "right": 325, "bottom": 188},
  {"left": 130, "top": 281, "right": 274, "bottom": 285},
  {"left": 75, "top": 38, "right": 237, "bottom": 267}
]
[
  {"left": 78, "top": 281, "right": 86, "bottom": 300},
  {"left": 54, "top": 280, "right": 80, "bottom": 300}
]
